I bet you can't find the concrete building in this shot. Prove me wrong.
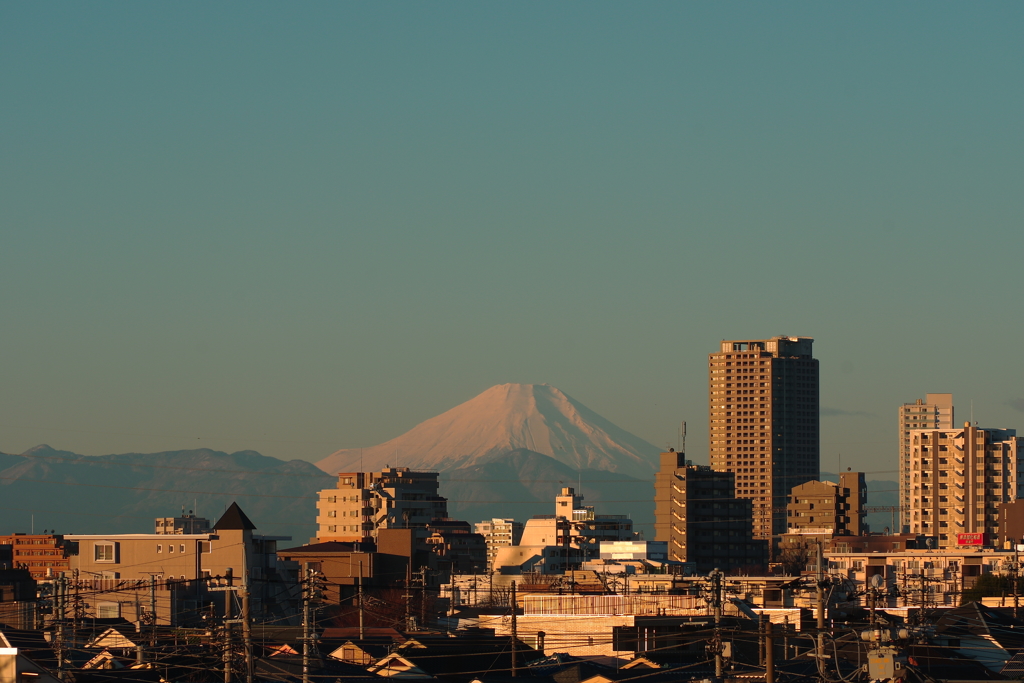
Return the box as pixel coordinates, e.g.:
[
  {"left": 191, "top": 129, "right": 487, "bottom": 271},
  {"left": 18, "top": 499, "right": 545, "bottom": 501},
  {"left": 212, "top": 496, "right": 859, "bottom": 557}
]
[
  {"left": 598, "top": 540, "right": 668, "bottom": 562},
  {"left": 424, "top": 519, "right": 487, "bottom": 574},
  {"left": 154, "top": 511, "right": 211, "bottom": 535},
  {"left": 654, "top": 450, "right": 768, "bottom": 573},
  {"left": 900, "top": 394, "right": 954, "bottom": 530},
  {"left": 315, "top": 468, "right": 448, "bottom": 544},
  {"left": 786, "top": 471, "right": 867, "bottom": 541},
  {"left": 998, "top": 499, "right": 1024, "bottom": 547},
  {"left": 519, "top": 487, "right": 633, "bottom": 556},
  {"left": 0, "top": 534, "right": 69, "bottom": 580},
  {"left": 709, "top": 336, "right": 819, "bottom": 539},
  {"left": 65, "top": 503, "right": 296, "bottom": 625},
  {"left": 276, "top": 541, "right": 409, "bottom": 605},
  {"left": 474, "top": 518, "right": 523, "bottom": 570},
  {"left": 826, "top": 547, "right": 1016, "bottom": 608},
  {"left": 907, "top": 423, "right": 1023, "bottom": 548},
  {"left": 493, "top": 488, "right": 632, "bottom": 575}
]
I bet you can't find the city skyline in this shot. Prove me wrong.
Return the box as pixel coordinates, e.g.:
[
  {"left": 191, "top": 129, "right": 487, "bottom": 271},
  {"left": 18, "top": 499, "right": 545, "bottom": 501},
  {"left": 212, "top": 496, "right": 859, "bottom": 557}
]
[{"left": 3, "top": 4, "right": 1023, "bottom": 478}]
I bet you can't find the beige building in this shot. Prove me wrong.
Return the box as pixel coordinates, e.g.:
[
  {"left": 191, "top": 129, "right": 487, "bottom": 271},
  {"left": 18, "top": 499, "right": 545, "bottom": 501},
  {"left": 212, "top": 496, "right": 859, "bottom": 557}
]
[
  {"left": 908, "top": 423, "right": 1023, "bottom": 548},
  {"left": 315, "top": 468, "right": 448, "bottom": 543},
  {"left": 66, "top": 503, "right": 295, "bottom": 625},
  {"left": 474, "top": 518, "right": 523, "bottom": 570},
  {"left": 826, "top": 547, "right": 1013, "bottom": 608},
  {"left": 154, "top": 511, "right": 211, "bottom": 535},
  {"left": 899, "top": 394, "right": 954, "bottom": 530},
  {"left": 786, "top": 472, "right": 867, "bottom": 539},
  {"left": 709, "top": 337, "right": 819, "bottom": 539},
  {"left": 654, "top": 450, "right": 767, "bottom": 572}
]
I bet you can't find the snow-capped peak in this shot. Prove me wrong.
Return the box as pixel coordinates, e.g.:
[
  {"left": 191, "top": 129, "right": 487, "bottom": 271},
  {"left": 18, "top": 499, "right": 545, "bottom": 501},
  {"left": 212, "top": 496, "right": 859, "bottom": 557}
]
[{"left": 315, "top": 383, "right": 658, "bottom": 475}]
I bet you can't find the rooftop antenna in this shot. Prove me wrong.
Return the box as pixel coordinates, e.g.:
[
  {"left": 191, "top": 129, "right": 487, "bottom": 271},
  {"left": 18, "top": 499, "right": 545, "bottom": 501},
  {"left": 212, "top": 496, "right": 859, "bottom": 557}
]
[{"left": 679, "top": 422, "right": 686, "bottom": 453}]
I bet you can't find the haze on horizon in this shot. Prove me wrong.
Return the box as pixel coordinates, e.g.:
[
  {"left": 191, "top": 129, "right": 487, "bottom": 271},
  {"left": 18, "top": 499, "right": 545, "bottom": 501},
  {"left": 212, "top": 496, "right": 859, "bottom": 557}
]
[{"left": 2, "top": 3, "right": 1023, "bottom": 480}]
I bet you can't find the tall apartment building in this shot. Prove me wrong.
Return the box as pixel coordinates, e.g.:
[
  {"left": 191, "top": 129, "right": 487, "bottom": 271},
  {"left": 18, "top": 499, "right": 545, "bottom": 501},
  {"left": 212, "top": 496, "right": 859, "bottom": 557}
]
[
  {"left": 709, "top": 336, "right": 819, "bottom": 539},
  {"left": 654, "top": 450, "right": 768, "bottom": 573},
  {"left": 475, "top": 518, "right": 524, "bottom": 570},
  {"left": 316, "top": 467, "right": 449, "bottom": 543},
  {"left": 899, "top": 394, "right": 954, "bottom": 531},
  {"left": 908, "top": 423, "right": 1023, "bottom": 548}
]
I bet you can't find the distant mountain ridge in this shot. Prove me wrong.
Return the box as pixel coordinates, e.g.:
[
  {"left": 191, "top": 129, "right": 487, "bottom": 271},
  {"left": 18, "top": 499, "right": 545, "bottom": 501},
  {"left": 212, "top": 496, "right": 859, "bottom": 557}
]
[
  {"left": 317, "top": 383, "right": 660, "bottom": 475},
  {"left": 0, "top": 445, "right": 333, "bottom": 539}
]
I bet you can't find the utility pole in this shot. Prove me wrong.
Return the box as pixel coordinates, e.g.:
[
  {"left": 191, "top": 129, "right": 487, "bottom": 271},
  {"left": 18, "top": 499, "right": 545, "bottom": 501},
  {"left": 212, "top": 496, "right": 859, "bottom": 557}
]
[
  {"left": 224, "top": 568, "right": 234, "bottom": 683},
  {"left": 510, "top": 581, "right": 517, "bottom": 678},
  {"left": 241, "top": 569, "right": 253, "bottom": 683},
  {"left": 708, "top": 568, "right": 724, "bottom": 683},
  {"left": 55, "top": 573, "right": 66, "bottom": 680},
  {"left": 302, "top": 563, "right": 311, "bottom": 683},
  {"left": 150, "top": 575, "right": 158, "bottom": 646},
  {"left": 815, "top": 541, "right": 826, "bottom": 664},
  {"left": 765, "top": 615, "right": 775, "bottom": 683},
  {"left": 419, "top": 568, "right": 427, "bottom": 629},
  {"left": 405, "top": 562, "right": 413, "bottom": 630},
  {"left": 358, "top": 560, "right": 365, "bottom": 640},
  {"left": 72, "top": 569, "right": 80, "bottom": 648},
  {"left": 1013, "top": 544, "right": 1020, "bottom": 620}
]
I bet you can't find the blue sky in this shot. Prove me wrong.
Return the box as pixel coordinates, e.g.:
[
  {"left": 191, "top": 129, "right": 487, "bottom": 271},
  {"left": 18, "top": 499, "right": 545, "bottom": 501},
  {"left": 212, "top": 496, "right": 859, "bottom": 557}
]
[{"left": 2, "top": 3, "right": 1022, "bottom": 478}]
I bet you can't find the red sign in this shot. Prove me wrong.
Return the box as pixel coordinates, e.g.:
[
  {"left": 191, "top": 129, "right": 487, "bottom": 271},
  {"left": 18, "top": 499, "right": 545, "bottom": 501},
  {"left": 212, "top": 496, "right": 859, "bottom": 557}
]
[{"left": 957, "top": 533, "right": 987, "bottom": 546}]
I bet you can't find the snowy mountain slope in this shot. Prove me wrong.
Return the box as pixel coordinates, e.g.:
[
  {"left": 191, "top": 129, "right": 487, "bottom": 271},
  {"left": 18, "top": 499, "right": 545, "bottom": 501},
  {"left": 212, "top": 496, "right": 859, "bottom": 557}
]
[{"left": 316, "top": 383, "right": 660, "bottom": 475}]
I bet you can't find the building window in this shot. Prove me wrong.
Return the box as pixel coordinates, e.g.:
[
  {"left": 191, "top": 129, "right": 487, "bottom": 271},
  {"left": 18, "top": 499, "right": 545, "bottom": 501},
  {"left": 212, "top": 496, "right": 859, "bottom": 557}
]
[
  {"left": 95, "top": 543, "right": 115, "bottom": 562},
  {"left": 168, "top": 544, "right": 174, "bottom": 553},
  {"left": 157, "top": 545, "right": 162, "bottom": 553},
  {"left": 97, "top": 602, "right": 121, "bottom": 619},
  {"left": 180, "top": 544, "right": 185, "bottom": 554}
]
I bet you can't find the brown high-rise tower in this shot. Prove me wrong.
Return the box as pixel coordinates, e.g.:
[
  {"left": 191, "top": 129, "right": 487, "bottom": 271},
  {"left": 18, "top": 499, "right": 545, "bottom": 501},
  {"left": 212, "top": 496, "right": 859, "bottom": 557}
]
[{"left": 709, "top": 336, "right": 819, "bottom": 539}]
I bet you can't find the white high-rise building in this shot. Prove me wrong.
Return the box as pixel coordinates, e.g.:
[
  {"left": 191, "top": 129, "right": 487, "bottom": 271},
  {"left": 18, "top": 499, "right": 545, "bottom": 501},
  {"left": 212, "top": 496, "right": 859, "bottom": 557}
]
[{"left": 899, "top": 394, "right": 953, "bottom": 530}]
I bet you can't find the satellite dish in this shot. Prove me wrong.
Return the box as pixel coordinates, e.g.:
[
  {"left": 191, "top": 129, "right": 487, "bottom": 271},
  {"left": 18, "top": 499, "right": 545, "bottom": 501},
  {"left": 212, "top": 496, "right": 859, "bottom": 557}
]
[
  {"left": 926, "top": 538, "right": 935, "bottom": 549},
  {"left": 870, "top": 574, "right": 884, "bottom": 590}
]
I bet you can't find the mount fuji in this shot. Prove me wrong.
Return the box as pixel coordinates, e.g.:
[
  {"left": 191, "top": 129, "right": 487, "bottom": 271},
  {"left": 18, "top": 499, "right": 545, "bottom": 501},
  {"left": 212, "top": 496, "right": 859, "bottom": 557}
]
[
  {"left": 316, "top": 384, "right": 662, "bottom": 532},
  {"left": 316, "top": 383, "right": 659, "bottom": 476}
]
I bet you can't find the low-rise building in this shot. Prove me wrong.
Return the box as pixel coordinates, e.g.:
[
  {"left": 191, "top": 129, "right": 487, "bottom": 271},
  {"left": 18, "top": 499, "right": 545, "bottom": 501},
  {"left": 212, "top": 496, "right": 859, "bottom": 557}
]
[
  {"left": 276, "top": 541, "right": 409, "bottom": 605},
  {"left": 424, "top": 519, "right": 487, "bottom": 574},
  {"left": 786, "top": 471, "right": 867, "bottom": 539},
  {"left": 654, "top": 450, "right": 768, "bottom": 573},
  {"left": 315, "top": 468, "right": 448, "bottom": 544},
  {"left": 65, "top": 503, "right": 296, "bottom": 625},
  {"left": 154, "top": 511, "right": 211, "bottom": 535},
  {"left": 0, "top": 534, "right": 70, "bottom": 580},
  {"left": 826, "top": 547, "right": 1015, "bottom": 608},
  {"left": 474, "top": 518, "right": 523, "bottom": 570}
]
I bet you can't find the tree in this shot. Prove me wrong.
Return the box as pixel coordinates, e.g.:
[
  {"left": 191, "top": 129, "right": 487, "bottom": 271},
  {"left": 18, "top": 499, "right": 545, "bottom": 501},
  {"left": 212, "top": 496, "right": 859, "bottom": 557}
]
[
  {"left": 776, "top": 541, "right": 813, "bottom": 575},
  {"left": 961, "top": 572, "right": 1024, "bottom": 604}
]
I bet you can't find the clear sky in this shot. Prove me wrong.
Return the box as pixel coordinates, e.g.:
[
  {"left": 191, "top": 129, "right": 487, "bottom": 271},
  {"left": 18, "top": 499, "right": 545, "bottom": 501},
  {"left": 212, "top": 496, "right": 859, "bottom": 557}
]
[{"left": 2, "top": 3, "right": 1022, "bottom": 480}]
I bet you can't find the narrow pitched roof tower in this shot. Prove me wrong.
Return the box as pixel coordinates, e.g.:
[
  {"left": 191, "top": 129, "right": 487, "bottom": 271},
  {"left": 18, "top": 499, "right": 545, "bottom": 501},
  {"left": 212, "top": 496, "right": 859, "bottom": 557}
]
[{"left": 214, "top": 502, "right": 257, "bottom": 531}]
